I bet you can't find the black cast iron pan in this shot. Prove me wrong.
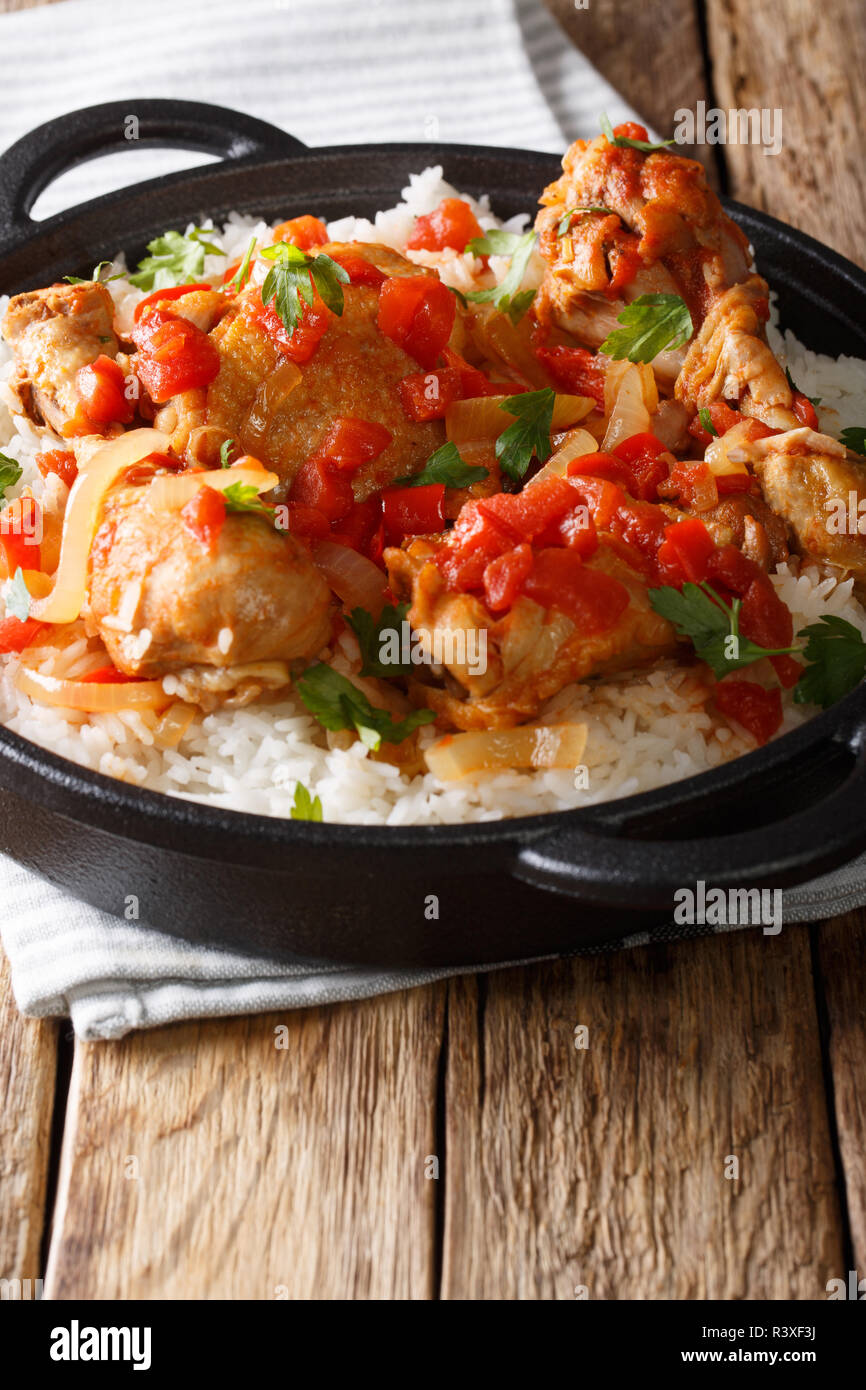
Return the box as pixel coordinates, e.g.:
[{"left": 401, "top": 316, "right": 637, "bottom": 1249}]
[{"left": 0, "top": 100, "right": 865, "bottom": 968}]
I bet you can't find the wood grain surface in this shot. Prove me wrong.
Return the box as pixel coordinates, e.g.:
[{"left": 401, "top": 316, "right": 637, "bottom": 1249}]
[
  {"left": 0, "top": 0, "right": 864, "bottom": 1303},
  {"left": 0, "top": 953, "right": 58, "bottom": 1289},
  {"left": 44, "top": 989, "right": 445, "bottom": 1299}
]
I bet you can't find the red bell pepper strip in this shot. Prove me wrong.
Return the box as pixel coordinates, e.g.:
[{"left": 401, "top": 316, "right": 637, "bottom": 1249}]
[
  {"left": 133, "top": 282, "right": 212, "bottom": 323},
  {"left": 406, "top": 197, "right": 483, "bottom": 253},
  {"left": 383, "top": 484, "right": 445, "bottom": 544}
]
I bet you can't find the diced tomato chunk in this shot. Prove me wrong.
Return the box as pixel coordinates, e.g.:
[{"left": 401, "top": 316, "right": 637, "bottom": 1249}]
[
  {"left": 478, "top": 477, "right": 580, "bottom": 543},
  {"left": 0, "top": 496, "right": 41, "bottom": 574},
  {"left": 565, "top": 472, "right": 626, "bottom": 531},
  {"left": 609, "top": 498, "right": 669, "bottom": 563},
  {"left": 0, "top": 616, "right": 44, "bottom": 654},
  {"left": 570, "top": 452, "right": 633, "bottom": 491},
  {"left": 272, "top": 215, "right": 329, "bottom": 250},
  {"left": 534, "top": 344, "right": 606, "bottom": 408},
  {"left": 285, "top": 502, "right": 331, "bottom": 541},
  {"left": 76, "top": 354, "right": 134, "bottom": 424},
  {"left": 78, "top": 665, "right": 138, "bottom": 684},
  {"left": 36, "top": 449, "right": 78, "bottom": 489},
  {"left": 441, "top": 347, "right": 508, "bottom": 399},
  {"left": 483, "top": 543, "right": 534, "bottom": 612},
  {"left": 611, "top": 432, "right": 669, "bottom": 501},
  {"left": 716, "top": 474, "right": 754, "bottom": 496},
  {"left": 656, "top": 517, "right": 715, "bottom": 585},
  {"left": 612, "top": 122, "right": 649, "bottom": 142},
  {"left": 331, "top": 497, "right": 384, "bottom": 553},
  {"left": 290, "top": 456, "right": 355, "bottom": 523},
  {"left": 523, "top": 549, "right": 630, "bottom": 634},
  {"left": 247, "top": 291, "right": 330, "bottom": 365},
  {"left": 406, "top": 197, "right": 484, "bottom": 253},
  {"left": 398, "top": 368, "right": 463, "bottom": 421},
  {"left": 318, "top": 417, "right": 393, "bottom": 472},
  {"left": 792, "top": 391, "right": 819, "bottom": 429},
  {"left": 437, "top": 502, "right": 515, "bottom": 590},
  {"left": 714, "top": 680, "right": 783, "bottom": 745},
  {"left": 377, "top": 275, "right": 455, "bottom": 369},
  {"left": 327, "top": 252, "right": 386, "bottom": 287},
  {"left": 181, "top": 486, "right": 226, "bottom": 551},
  {"left": 134, "top": 319, "right": 221, "bottom": 402},
  {"left": 383, "top": 484, "right": 445, "bottom": 545}
]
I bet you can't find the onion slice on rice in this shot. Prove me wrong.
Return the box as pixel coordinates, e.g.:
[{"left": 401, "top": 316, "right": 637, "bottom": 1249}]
[
  {"left": 425, "top": 722, "right": 589, "bottom": 779},
  {"left": 15, "top": 665, "right": 170, "bottom": 712},
  {"left": 29, "top": 428, "right": 170, "bottom": 625},
  {"left": 312, "top": 540, "right": 387, "bottom": 615}
]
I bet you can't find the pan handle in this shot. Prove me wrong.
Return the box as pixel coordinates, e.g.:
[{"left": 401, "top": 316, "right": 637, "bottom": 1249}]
[
  {"left": 513, "top": 704, "right": 866, "bottom": 908},
  {"left": 0, "top": 98, "right": 306, "bottom": 241}
]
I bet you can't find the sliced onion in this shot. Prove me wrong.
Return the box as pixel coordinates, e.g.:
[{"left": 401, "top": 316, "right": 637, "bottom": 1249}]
[
  {"left": 16, "top": 665, "right": 170, "bottom": 712},
  {"left": 147, "top": 460, "right": 280, "bottom": 511},
  {"left": 30, "top": 428, "right": 170, "bottom": 625},
  {"left": 602, "top": 363, "right": 656, "bottom": 452},
  {"left": 690, "top": 470, "right": 719, "bottom": 511},
  {"left": 425, "top": 721, "right": 588, "bottom": 779},
  {"left": 704, "top": 421, "right": 757, "bottom": 474},
  {"left": 312, "top": 540, "right": 387, "bottom": 615},
  {"left": 551, "top": 394, "right": 595, "bottom": 430},
  {"left": 245, "top": 360, "right": 303, "bottom": 444},
  {"left": 472, "top": 308, "right": 552, "bottom": 387},
  {"left": 153, "top": 700, "right": 197, "bottom": 748},
  {"left": 528, "top": 428, "right": 598, "bottom": 487},
  {"left": 446, "top": 396, "right": 512, "bottom": 444}
]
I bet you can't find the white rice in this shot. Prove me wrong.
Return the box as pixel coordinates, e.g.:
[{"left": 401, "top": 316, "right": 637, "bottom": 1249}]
[{"left": 1, "top": 168, "right": 864, "bottom": 825}]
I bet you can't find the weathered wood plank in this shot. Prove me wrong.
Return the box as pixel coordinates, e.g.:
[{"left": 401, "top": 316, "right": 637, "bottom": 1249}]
[
  {"left": 815, "top": 910, "right": 866, "bottom": 1277},
  {"left": 0, "top": 948, "right": 58, "bottom": 1289},
  {"left": 706, "top": 0, "right": 866, "bottom": 267},
  {"left": 442, "top": 930, "right": 843, "bottom": 1299},
  {"left": 45, "top": 988, "right": 445, "bottom": 1299}
]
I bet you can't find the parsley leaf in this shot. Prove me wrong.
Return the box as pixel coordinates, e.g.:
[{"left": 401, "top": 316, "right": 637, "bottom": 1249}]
[
  {"left": 464, "top": 228, "right": 537, "bottom": 319},
  {"left": 219, "top": 438, "right": 236, "bottom": 469},
  {"left": 495, "top": 388, "right": 555, "bottom": 481},
  {"left": 600, "top": 112, "right": 675, "bottom": 153},
  {"left": 296, "top": 663, "right": 435, "bottom": 750},
  {"left": 699, "top": 407, "right": 718, "bottom": 438},
  {"left": 600, "top": 293, "right": 693, "bottom": 363},
  {"left": 0, "top": 452, "right": 23, "bottom": 508},
  {"left": 64, "top": 260, "right": 124, "bottom": 287},
  {"left": 290, "top": 781, "right": 323, "bottom": 821},
  {"left": 259, "top": 243, "right": 349, "bottom": 341},
  {"left": 793, "top": 616, "right": 866, "bottom": 709},
  {"left": 648, "top": 581, "right": 793, "bottom": 680},
  {"left": 128, "top": 227, "right": 225, "bottom": 291},
  {"left": 784, "top": 366, "right": 821, "bottom": 408},
  {"left": 840, "top": 427, "right": 866, "bottom": 457},
  {"left": 557, "top": 205, "right": 616, "bottom": 236},
  {"left": 229, "top": 236, "right": 257, "bottom": 292},
  {"left": 346, "top": 602, "right": 413, "bottom": 677},
  {"left": 393, "top": 441, "right": 488, "bottom": 490},
  {"left": 5, "top": 567, "right": 31, "bottom": 622},
  {"left": 221, "top": 482, "right": 274, "bottom": 521}
]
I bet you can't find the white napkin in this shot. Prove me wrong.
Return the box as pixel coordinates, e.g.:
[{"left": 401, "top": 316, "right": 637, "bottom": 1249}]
[{"left": 1, "top": 0, "right": 863, "bottom": 1039}]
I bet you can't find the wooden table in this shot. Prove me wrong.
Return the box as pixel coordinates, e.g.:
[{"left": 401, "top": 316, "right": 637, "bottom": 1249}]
[{"left": 2, "top": 0, "right": 865, "bottom": 1300}]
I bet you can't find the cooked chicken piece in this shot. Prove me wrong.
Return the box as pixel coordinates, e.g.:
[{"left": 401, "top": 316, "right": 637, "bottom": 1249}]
[
  {"left": 662, "top": 492, "right": 790, "bottom": 571},
  {"left": 533, "top": 131, "right": 796, "bottom": 425},
  {"left": 153, "top": 387, "right": 209, "bottom": 459},
  {"left": 744, "top": 430, "right": 866, "bottom": 580},
  {"left": 205, "top": 242, "right": 446, "bottom": 500},
  {"left": 87, "top": 476, "right": 331, "bottom": 684},
  {"left": 139, "top": 288, "right": 229, "bottom": 336},
  {"left": 386, "top": 538, "right": 675, "bottom": 730},
  {"left": 1, "top": 281, "right": 118, "bottom": 433}
]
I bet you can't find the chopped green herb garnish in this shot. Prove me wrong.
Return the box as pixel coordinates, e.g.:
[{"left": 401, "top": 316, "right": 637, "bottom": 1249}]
[
  {"left": 0, "top": 452, "right": 23, "bottom": 508},
  {"left": 259, "top": 242, "right": 349, "bottom": 342},
  {"left": 346, "top": 602, "right": 413, "bottom": 677},
  {"left": 699, "top": 407, "right": 718, "bottom": 438},
  {"left": 393, "top": 441, "right": 488, "bottom": 491},
  {"left": 128, "top": 227, "right": 225, "bottom": 291},
  {"left": 290, "top": 781, "right": 323, "bottom": 821},
  {"left": 463, "top": 228, "right": 537, "bottom": 320},
  {"left": 229, "top": 235, "right": 257, "bottom": 292},
  {"left": 219, "top": 438, "right": 236, "bottom": 469},
  {"left": 600, "top": 112, "right": 675, "bottom": 153},
  {"left": 793, "top": 616, "right": 866, "bottom": 709},
  {"left": 221, "top": 481, "right": 274, "bottom": 521},
  {"left": 447, "top": 285, "right": 469, "bottom": 309},
  {"left": 840, "top": 427, "right": 866, "bottom": 457},
  {"left": 5, "top": 567, "right": 31, "bottom": 622},
  {"left": 494, "top": 388, "right": 555, "bottom": 482},
  {"left": 557, "top": 206, "right": 616, "bottom": 236},
  {"left": 600, "top": 293, "right": 693, "bottom": 363},
  {"left": 505, "top": 287, "right": 536, "bottom": 324},
  {"left": 64, "top": 260, "right": 124, "bottom": 286},
  {"left": 295, "top": 663, "right": 435, "bottom": 750}
]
